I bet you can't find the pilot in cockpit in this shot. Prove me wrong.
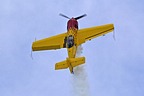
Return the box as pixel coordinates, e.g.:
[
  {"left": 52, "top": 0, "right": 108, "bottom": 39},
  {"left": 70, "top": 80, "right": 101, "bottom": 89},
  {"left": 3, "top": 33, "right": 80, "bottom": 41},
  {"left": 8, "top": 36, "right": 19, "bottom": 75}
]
[{"left": 67, "top": 35, "right": 74, "bottom": 48}]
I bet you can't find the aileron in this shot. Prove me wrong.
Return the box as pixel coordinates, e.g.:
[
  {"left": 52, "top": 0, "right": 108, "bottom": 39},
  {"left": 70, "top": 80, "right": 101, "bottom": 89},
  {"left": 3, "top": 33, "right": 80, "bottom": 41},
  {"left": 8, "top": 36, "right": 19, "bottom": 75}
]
[
  {"left": 77, "top": 24, "right": 114, "bottom": 45},
  {"left": 32, "top": 33, "right": 67, "bottom": 51},
  {"left": 85, "top": 27, "right": 114, "bottom": 40}
]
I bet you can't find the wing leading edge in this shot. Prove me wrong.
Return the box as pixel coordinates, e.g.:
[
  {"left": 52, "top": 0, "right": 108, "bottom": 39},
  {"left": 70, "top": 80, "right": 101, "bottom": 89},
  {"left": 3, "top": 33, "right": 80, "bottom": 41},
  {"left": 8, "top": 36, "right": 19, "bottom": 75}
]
[
  {"left": 32, "top": 33, "right": 67, "bottom": 51},
  {"left": 77, "top": 24, "right": 114, "bottom": 45}
]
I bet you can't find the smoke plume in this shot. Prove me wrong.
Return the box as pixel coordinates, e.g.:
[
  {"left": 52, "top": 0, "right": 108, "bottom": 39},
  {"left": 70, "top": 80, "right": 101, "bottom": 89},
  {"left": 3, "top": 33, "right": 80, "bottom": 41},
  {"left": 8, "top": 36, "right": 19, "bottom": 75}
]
[{"left": 71, "top": 45, "right": 90, "bottom": 96}]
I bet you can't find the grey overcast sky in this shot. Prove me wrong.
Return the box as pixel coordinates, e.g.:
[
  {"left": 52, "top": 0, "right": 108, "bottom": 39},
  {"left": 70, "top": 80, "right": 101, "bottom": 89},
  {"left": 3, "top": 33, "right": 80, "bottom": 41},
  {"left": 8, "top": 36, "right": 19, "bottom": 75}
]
[{"left": 0, "top": 0, "right": 144, "bottom": 96}]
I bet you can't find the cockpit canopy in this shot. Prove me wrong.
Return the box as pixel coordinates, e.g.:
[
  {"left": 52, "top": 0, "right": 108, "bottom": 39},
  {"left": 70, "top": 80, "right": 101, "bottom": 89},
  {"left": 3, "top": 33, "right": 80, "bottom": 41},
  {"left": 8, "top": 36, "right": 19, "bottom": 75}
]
[{"left": 67, "top": 35, "right": 74, "bottom": 48}]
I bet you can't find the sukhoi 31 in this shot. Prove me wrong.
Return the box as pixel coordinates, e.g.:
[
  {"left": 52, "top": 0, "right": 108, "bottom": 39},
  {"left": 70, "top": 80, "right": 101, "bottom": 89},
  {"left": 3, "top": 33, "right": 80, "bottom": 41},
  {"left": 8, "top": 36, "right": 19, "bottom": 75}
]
[{"left": 32, "top": 14, "right": 114, "bottom": 74}]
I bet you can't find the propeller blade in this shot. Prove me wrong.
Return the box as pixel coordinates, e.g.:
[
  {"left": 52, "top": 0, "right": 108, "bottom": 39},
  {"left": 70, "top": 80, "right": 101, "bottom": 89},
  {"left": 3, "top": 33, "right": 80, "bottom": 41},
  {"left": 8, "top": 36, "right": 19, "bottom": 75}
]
[
  {"left": 59, "top": 13, "right": 71, "bottom": 19},
  {"left": 75, "top": 14, "right": 87, "bottom": 20}
]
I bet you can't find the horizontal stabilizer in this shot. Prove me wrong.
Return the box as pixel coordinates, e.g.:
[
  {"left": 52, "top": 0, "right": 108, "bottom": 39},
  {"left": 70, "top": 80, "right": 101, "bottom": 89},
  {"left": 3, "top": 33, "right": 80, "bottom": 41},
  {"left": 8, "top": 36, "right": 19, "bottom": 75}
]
[
  {"left": 70, "top": 57, "right": 85, "bottom": 67},
  {"left": 55, "top": 60, "right": 68, "bottom": 70},
  {"left": 55, "top": 57, "right": 85, "bottom": 73}
]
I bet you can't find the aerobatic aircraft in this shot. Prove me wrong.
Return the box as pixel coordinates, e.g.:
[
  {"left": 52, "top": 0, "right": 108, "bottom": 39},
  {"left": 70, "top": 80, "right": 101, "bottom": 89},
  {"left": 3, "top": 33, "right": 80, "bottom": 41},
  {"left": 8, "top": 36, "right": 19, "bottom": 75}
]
[{"left": 32, "top": 14, "right": 114, "bottom": 74}]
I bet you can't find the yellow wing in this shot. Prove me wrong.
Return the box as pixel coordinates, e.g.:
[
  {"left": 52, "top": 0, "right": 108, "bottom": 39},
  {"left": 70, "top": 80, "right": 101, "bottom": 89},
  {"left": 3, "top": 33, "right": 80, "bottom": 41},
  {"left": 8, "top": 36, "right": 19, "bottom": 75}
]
[
  {"left": 77, "top": 24, "right": 114, "bottom": 45},
  {"left": 32, "top": 33, "right": 67, "bottom": 51}
]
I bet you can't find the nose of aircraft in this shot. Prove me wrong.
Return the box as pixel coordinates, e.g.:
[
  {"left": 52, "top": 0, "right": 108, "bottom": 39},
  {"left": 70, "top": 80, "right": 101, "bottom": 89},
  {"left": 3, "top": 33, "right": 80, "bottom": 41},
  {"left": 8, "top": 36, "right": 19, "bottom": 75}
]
[{"left": 67, "top": 18, "right": 78, "bottom": 30}]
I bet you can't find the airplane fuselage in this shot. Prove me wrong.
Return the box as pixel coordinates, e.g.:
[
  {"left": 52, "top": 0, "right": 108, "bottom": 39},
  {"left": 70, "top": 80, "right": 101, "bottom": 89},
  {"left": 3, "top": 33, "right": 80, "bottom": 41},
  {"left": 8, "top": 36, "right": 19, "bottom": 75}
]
[
  {"left": 67, "top": 18, "right": 79, "bottom": 57},
  {"left": 65, "top": 18, "right": 79, "bottom": 73}
]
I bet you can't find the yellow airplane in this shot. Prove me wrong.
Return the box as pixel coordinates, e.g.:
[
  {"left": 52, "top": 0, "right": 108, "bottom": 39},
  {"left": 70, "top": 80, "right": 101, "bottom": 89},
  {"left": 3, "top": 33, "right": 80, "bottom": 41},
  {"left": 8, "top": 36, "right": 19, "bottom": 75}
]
[{"left": 32, "top": 14, "right": 114, "bottom": 74}]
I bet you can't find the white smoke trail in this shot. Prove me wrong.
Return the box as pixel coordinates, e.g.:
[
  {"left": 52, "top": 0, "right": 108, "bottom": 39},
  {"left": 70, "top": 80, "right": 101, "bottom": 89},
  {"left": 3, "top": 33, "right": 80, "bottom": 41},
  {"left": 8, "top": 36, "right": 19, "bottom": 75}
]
[{"left": 71, "top": 45, "right": 90, "bottom": 96}]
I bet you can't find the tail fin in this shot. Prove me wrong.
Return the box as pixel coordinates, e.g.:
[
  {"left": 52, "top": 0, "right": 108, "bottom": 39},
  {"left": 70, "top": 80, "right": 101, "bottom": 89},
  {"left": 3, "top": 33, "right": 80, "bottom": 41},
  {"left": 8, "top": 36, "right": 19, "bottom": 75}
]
[{"left": 55, "top": 57, "right": 85, "bottom": 73}]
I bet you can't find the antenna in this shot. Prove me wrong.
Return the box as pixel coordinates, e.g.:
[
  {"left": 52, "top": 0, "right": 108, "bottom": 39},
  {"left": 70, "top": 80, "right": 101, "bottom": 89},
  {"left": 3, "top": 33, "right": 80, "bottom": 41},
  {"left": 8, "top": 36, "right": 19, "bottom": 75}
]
[
  {"left": 30, "top": 49, "right": 33, "bottom": 60},
  {"left": 113, "top": 29, "right": 116, "bottom": 41}
]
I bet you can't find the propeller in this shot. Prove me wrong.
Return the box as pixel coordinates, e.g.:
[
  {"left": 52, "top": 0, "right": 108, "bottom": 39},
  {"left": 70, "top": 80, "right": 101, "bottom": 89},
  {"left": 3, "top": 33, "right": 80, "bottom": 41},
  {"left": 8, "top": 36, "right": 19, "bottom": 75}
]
[
  {"left": 75, "top": 14, "right": 87, "bottom": 20},
  {"left": 59, "top": 13, "right": 71, "bottom": 19},
  {"left": 59, "top": 13, "right": 87, "bottom": 20}
]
